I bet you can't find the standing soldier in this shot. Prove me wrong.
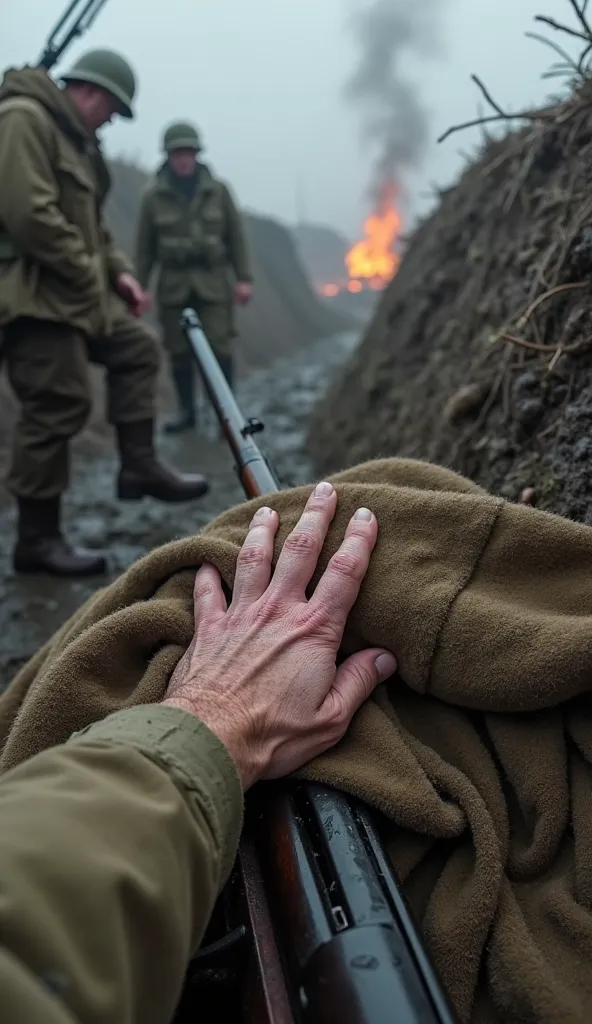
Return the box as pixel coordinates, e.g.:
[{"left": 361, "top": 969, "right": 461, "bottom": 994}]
[
  {"left": 135, "top": 122, "right": 253, "bottom": 433},
  {"left": 0, "top": 51, "right": 209, "bottom": 578}
]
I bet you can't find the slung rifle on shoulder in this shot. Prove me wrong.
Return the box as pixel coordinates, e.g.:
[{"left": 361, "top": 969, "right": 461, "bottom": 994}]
[{"left": 38, "top": 0, "right": 110, "bottom": 71}]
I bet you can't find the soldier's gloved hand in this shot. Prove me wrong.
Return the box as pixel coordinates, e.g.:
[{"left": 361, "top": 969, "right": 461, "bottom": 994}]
[
  {"left": 116, "top": 271, "right": 151, "bottom": 317},
  {"left": 162, "top": 482, "right": 397, "bottom": 789}
]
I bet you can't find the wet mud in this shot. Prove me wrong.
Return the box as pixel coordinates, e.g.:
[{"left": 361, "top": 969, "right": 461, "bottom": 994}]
[{"left": 0, "top": 332, "right": 356, "bottom": 690}]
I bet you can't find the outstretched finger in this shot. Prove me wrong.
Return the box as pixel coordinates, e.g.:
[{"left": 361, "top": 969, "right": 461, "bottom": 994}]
[
  {"left": 193, "top": 563, "right": 227, "bottom": 623},
  {"left": 308, "top": 508, "right": 378, "bottom": 630},
  {"left": 268, "top": 482, "right": 337, "bottom": 599},
  {"left": 231, "top": 506, "right": 279, "bottom": 607}
]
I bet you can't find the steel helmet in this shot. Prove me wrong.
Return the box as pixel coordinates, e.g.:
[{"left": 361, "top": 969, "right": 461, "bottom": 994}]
[
  {"left": 163, "top": 121, "right": 202, "bottom": 153},
  {"left": 60, "top": 49, "right": 136, "bottom": 119}
]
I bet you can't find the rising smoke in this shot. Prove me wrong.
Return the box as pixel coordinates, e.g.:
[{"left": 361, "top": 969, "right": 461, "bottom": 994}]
[{"left": 344, "top": 0, "right": 446, "bottom": 205}]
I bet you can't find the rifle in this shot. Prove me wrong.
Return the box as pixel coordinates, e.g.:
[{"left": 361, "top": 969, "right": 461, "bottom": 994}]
[
  {"left": 38, "top": 0, "right": 109, "bottom": 71},
  {"left": 178, "top": 306, "right": 457, "bottom": 1024}
]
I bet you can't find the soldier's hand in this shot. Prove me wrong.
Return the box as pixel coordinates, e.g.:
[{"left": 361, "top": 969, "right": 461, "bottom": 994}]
[
  {"left": 162, "top": 482, "right": 397, "bottom": 789},
  {"left": 116, "top": 272, "right": 151, "bottom": 317},
  {"left": 233, "top": 281, "right": 252, "bottom": 306}
]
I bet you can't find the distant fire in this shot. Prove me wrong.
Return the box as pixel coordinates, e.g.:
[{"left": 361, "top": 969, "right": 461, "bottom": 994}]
[
  {"left": 346, "top": 183, "right": 401, "bottom": 287},
  {"left": 317, "top": 182, "right": 401, "bottom": 299}
]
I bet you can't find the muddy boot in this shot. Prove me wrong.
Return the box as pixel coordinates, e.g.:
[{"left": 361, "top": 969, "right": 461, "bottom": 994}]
[
  {"left": 13, "top": 497, "right": 107, "bottom": 577},
  {"left": 116, "top": 420, "right": 209, "bottom": 502},
  {"left": 165, "top": 358, "right": 196, "bottom": 434}
]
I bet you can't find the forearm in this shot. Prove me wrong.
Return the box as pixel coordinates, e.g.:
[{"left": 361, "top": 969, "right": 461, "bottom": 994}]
[
  {"left": 102, "top": 223, "right": 134, "bottom": 283},
  {"left": 0, "top": 705, "right": 243, "bottom": 1024},
  {"left": 230, "top": 234, "right": 253, "bottom": 283},
  {"left": 224, "top": 188, "right": 253, "bottom": 282},
  {"left": 134, "top": 199, "right": 156, "bottom": 288},
  {"left": 0, "top": 113, "right": 100, "bottom": 290},
  {"left": 2, "top": 197, "right": 99, "bottom": 290}
]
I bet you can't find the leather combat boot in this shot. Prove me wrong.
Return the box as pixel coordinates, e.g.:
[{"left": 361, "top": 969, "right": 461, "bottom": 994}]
[
  {"left": 116, "top": 420, "right": 209, "bottom": 502},
  {"left": 165, "top": 357, "right": 196, "bottom": 434},
  {"left": 13, "top": 496, "right": 107, "bottom": 577}
]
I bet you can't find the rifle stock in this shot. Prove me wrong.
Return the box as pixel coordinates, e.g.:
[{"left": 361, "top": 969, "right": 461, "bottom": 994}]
[{"left": 181, "top": 307, "right": 457, "bottom": 1024}]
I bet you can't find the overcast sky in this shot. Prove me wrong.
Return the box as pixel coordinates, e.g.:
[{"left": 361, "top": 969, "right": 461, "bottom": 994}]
[{"left": 1, "top": 0, "right": 579, "bottom": 239}]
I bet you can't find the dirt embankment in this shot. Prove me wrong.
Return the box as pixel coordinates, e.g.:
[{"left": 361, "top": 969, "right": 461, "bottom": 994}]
[
  {"left": 308, "top": 77, "right": 592, "bottom": 524},
  {"left": 292, "top": 222, "right": 352, "bottom": 287},
  {"left": 234, "top": 213, "right": 353, "bottom": 364}
]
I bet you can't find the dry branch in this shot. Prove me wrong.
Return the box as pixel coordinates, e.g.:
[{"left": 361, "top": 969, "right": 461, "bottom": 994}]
[
  {"left": 440, "top": 2, "right": 592, "bottom": 145},
  {"left": 516, "top": 281, "right": 588, "bottom": 330},
  {"left": 534, "top": 15, "right": 589, "bottom": 43},
  {"left": 526, "top": 31, "right": 581, "bottom": 76},
  {"left": 438, "top": 75, "right": 546, "bottom": 144},
  {"left": 568, "top": 0, "right": 592, "bottom": 38}
]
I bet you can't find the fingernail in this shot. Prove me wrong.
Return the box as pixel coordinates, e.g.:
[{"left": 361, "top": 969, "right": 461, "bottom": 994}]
[
  {"left": 314, "top": 481, "right": 334, "bottom": 497},
  {"left": 354, "top": 507, "right": 373, "bottom": 522},
  {"left": 375, "top": 652, "right": 397, "bottom": 679},
  {"left": 253, "top": 506, "right": 274, "bottom": 521}
]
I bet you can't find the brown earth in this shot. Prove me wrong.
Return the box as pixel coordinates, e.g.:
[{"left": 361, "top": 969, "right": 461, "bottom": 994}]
[
  {"left": 292, "top": 222, "right": 351, "bottom": 287},
  {"left": 308, "top": 77, "right": 592, "bottom": 525}
]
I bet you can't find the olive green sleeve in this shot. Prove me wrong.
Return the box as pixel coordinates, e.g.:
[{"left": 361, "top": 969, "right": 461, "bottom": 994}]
[
  {"left": 0, "top": 109, "right": 100, "bottom": 294},
  {"left": 135, "top": 191, "right": 158, "bottom": 288},
  {"left": 0, "top": 705, "right": 243, "bottom": 1024},
  {"left": 222, "top": 184, "right": 253, "bottom": 283},
  {"left": 101, "top": 222, "right": 135, "bottom": 283}
]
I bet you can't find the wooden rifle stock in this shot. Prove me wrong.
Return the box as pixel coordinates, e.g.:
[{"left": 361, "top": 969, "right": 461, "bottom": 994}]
[{"left": 181, "top": 307, "right": 457, "bottom": 1024}]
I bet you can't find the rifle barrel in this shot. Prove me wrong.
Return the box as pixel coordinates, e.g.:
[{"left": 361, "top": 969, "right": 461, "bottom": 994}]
[
  {"left": 38, "top": 0, "right": 109, "bottom": 71},
  {"left": 181, "top": 307, "right": 279, "bottom": 498}
]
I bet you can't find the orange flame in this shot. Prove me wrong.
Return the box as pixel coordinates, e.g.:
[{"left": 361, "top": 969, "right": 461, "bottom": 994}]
[
  {"left": 316, "top": 182, "right": 401, "bottom": 299},
  {"left": 345, "top": 182, "right": 401, "bottom": 288}
]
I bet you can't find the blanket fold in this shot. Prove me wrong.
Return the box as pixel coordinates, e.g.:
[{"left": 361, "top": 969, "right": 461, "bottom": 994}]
[{"left": 3, "top": 456, "right": 592, "bottom": 1023}]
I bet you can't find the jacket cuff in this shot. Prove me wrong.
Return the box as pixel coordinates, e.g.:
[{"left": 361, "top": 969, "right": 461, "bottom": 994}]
[
  {"left": 107, "top": 251, "right": 134, "bottom": 282},
  {"left": 68, "top": 705, "right": 243, "bottom": 883}
]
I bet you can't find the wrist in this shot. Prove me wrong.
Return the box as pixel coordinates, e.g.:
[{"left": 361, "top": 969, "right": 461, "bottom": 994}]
[{"left": 161, "top": 695, "right": 262, "bottom": 790}]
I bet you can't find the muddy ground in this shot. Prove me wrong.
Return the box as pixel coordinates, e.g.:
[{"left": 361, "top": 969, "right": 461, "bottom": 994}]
[{"left": 0, "top": 331, "right": 357, "bottom": 690}]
